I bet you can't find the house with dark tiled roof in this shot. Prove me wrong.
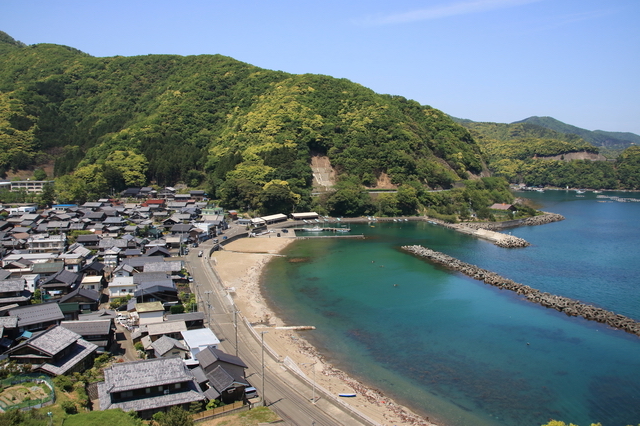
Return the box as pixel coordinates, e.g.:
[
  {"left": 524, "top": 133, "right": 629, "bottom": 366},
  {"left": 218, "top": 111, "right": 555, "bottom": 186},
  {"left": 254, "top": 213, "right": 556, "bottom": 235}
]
[
  {"left": 41, "top": 269, "right": 81, "bottom": 297},
  {"left": 60, "top": 319, "right": 114, "bottom": 352},
  {"left": 58, "top": 288, "right": 102, "bottom": 312},
  {"left": 0, "top": 279, "right": 31, "bottom": 307},
  {"left": 150, "top": 335, "right": 189, "bottom": 359},
  {"left": 191, "top": 346, "right": 250, "bottom": 404},
  {"left": 5, "top": 325, "right": 97, "bottom": 376},
  {"left": 8, "top": 303, "right": 64, "bottom": 333},
  {"left": 97, "top": 357, "right": 205, "bottom": 419}
]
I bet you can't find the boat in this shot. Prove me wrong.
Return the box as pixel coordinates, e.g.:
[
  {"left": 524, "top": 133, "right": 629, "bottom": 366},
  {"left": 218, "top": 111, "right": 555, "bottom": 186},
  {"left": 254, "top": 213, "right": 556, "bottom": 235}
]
[
  {"left": 335, "top": 228, "right": 350, "bottom": 233},
  {"left": 303, "top": 227, "right": 323, "bottom": 232},
  {"left": 338, "top": 393, "right": 357, "bottom": 398},
  {"left": 576, "top": 190, "right": 585, "bottom": 194}
]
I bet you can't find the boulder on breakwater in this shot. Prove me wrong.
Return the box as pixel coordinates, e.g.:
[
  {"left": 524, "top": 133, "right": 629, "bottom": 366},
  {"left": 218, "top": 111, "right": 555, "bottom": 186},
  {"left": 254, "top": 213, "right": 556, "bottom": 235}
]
[{"left": 402, "top": 244, "right": 640, "bottom": 337}]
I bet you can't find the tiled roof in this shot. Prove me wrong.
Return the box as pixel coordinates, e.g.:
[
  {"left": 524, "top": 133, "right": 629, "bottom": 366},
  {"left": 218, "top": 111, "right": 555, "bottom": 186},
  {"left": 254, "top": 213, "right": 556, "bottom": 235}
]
[
  {"left": 8, "top": 303, "right": 64, "bottom": 327},
  {"left": 25, "top": 325, "right": 82, "bottom": 356},
  {"left": 147, "top": 320, "right": 186, "bottom": 337},
  {"left": 102, "top": 357, "right": 197, "bottom": 393},
  {"left": 37, "top": 338, "right": 97, "bottom": 376},
  {"left": 152, "top": 335, "right": 188, "bottom": 357},
  {"left": 61, "top": 319, "right": 112, "bottom": 336},
  {"left": 0, "top": 279, "right": 25, "bottom": 293},
  {"left": 206, "top": 365, "right": 234, "bottom": 393}
]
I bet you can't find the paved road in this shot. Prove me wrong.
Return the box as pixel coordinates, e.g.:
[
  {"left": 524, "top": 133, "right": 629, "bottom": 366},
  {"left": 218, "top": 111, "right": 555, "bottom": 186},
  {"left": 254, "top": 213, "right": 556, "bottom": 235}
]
[{"left": 184, "top": 229, "right": 377, "bottom": 426}]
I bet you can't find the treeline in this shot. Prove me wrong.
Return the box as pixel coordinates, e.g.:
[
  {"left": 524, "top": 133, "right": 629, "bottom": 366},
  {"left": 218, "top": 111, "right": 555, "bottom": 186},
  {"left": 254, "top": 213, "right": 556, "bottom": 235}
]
[{"left": 463, "top": 121, "right": 640, "bottom": 190}]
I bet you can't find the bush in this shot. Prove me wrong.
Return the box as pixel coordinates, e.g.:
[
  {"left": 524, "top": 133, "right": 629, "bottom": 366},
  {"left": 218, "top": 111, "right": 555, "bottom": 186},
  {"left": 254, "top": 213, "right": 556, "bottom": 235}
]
[
  {"left": 61, "top": 400, "right": 78, "bottom": 414},
  {"left": 170, "top": 304, "right": 185, "bottom": 314},
  {"left": 54, "top": 375, "right": 74, "bottom": 392}
]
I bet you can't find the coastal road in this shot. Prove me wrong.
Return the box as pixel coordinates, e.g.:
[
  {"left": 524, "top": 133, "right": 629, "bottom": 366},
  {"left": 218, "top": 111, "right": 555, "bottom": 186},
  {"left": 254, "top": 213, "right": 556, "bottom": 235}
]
[{"left": 184, "top": 232, "right": 377, "bottom": 426}]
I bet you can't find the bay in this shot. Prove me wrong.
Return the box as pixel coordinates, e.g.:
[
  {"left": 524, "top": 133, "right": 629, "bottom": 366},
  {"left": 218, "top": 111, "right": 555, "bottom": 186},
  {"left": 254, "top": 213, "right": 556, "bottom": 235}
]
[{"left": 262, "top": 191, "right": 640, "bottom": 426}]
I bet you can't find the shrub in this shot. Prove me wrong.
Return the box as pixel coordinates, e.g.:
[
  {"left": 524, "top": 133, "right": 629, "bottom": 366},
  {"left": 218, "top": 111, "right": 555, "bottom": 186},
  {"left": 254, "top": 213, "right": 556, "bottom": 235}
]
[
  {"left": 54, "top": 375, "right": 74, "bottom": 392},
  {"left": 61, "top": 400, "right": 78, "bottom": 414}
]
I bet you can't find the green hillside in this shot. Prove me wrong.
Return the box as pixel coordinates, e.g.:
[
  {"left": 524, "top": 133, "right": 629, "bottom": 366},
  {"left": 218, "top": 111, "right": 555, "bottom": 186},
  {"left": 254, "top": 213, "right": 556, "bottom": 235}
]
[
  {"left": 0, "top": 32, "right": 488, "bottom": 212},
  {"left": 513, "top": 116, "right": 640, "bottom": 150}
]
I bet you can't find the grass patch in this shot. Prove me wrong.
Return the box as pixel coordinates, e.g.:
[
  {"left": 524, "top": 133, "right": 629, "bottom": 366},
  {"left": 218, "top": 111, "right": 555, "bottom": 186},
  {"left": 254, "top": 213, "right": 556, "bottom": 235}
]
[
  {"left": 62, "top": 409, "right": 142, "bottom": 426},
  {"left": 201, "top": 406, "right": 280, "bottom": 426}
]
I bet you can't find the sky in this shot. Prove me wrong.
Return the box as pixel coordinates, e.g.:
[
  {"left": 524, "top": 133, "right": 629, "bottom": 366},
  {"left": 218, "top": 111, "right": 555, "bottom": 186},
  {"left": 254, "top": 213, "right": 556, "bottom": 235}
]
[{"left": 3, "top": 0, "right": 640, "bottom": 134}]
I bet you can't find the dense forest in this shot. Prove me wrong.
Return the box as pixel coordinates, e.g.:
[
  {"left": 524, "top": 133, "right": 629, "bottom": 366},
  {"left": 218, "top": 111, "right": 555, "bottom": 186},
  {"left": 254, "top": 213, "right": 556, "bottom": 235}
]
[
  {"left": 1, "top": 31, "right": 639, "bottom": 218},
  {"left": 459, "top": 121, "right": 640, "bottom": 190}
]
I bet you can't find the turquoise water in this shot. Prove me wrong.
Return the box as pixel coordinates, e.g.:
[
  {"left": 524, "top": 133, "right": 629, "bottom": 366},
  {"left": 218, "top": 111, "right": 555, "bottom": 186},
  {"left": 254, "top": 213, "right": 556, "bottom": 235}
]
[{"left": 262, "top": 191, "right": 640, "bottom": 426}]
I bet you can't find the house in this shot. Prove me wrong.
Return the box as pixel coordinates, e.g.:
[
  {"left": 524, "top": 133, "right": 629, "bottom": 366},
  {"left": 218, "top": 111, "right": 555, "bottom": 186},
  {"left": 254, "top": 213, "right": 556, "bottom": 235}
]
[
  {"left": 135, "top": 301, "right": 165, "bottom": 325},
  {"left": 97, "top": 357, "right": 205, "bottom": 419},
  {"left": 147, "top": 320, "right": 186, "bottom": 342},
  {"left": 58, "top": 288, "right": 102, "bottom": 312},
  {"left": 0, "top": 279, "right": 31, "bottom": 307},
  {"left": 60, "top": 319, "right": 114, "bottom": 353},
  {"left": 41, "top": 269, "right": 81, "bottom": 297},
  {"left": 181, "top": 328, "right": 220, "bottom": 360},
  {"left": 150, "top": 335, "right": 189, "bottom": 359},
  {"left": 27, "top": 234, "right": 66, "bottom": 253},
  {"left": 8, "top": 303, "right": 64, "bottom": 333},
  {"left": 134, "top": 280, "right": 178, "bottom": 305},
  {"left": 109, "top": 276, "right": 136, "bottom": 300},
  {"left": 75, "top": 234, "right": 101, "bottom": 249},
  {"left": 5, "top": 325, "right": 97, "bottom": 376},
  {"left": 196, "top": 346, "right": 247, "bottom": 381},
  {"left": 489, "top": 203, "right": 517, "bottom": 211},
  {"left": 165, "top": 312, "right": 205, "bottom": 330},
  {"left": 194, "top": 347, "right": 249, "bottom": 404},
  {"left": 80, "top": 275, "right": 105, "bottom": 292}
]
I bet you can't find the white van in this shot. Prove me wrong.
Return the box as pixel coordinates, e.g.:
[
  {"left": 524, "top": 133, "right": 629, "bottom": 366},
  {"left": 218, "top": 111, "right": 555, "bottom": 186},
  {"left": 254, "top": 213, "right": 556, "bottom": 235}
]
[{"left": 244, "top": 386, "right": 258, "bottom": 399}]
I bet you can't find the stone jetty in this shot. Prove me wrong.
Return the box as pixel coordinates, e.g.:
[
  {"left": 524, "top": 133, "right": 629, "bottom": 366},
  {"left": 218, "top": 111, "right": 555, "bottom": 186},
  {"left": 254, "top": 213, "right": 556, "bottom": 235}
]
[{"left": 402, "top": 244, "right": 640, "bottom": 337}]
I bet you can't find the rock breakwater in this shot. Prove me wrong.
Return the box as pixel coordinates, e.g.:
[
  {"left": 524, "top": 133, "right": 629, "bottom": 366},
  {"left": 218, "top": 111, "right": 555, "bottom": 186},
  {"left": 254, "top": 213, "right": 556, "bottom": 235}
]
[
  {"left": 402, "top": 245, "right": 640, "bottom": 337},
  {"left": 460, "top": 212, "right": 565, "bottom": 231}
]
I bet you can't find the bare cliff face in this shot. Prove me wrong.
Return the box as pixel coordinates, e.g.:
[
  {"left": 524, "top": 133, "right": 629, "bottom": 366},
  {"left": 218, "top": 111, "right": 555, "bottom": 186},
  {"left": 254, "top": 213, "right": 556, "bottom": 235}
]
[{"left": 533, "top": 151, "right": 607, "bottom": 161}]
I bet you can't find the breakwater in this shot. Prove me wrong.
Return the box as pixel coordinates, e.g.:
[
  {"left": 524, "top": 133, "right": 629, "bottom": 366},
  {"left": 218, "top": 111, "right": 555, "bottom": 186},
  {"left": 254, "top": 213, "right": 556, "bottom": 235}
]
[
  {"left": 402, "top": 244, "right": 640, "bottom": 337},
  {"left": 459, "top": 212, "right": 566, "bottom": 231}
]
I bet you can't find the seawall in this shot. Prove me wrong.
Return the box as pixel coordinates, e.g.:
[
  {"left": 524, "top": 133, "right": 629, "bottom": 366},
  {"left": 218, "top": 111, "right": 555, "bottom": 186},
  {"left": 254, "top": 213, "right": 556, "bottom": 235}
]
[{"left": 402, "top": 244, "right": 640, "bottom": 337}]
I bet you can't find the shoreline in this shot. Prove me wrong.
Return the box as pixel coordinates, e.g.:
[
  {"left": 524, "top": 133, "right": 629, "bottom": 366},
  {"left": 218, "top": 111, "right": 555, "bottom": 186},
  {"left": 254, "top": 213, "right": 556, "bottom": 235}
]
[{"left": 211, "top": 235, "right": 438, "bottom": 426}]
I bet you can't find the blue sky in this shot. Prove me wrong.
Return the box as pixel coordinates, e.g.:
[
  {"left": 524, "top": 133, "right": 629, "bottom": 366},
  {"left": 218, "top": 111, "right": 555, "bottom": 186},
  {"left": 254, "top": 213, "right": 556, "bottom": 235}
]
[{"left": 3, "top": 0, "right": 639, "bottom": 134}]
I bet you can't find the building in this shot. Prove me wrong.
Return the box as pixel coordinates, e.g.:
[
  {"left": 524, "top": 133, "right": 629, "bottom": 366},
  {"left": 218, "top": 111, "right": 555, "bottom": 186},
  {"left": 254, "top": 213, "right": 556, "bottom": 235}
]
[
  {"left": 60, "top": 319, "right": 114, "bottom": 353},
  {"left": 8, "top": 303, "right": 64, "bottom": 333},
  {"left": 27, "top": 234, "right": 66, "bottom": 254},
  {"left": 97, "top": 357, "right": 205, "bottom": 419},
  {"left": 7, "top": 180, "right": 54, "bottom": 194},
  {"left": 6, "top": 325, "right": 97, "bottom": 376}
]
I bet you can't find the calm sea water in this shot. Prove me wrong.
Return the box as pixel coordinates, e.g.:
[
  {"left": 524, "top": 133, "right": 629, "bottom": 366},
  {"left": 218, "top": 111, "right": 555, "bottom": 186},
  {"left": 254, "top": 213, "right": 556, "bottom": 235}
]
[{"left": 262, "top": 190, "right": 640, "bottom": 426}]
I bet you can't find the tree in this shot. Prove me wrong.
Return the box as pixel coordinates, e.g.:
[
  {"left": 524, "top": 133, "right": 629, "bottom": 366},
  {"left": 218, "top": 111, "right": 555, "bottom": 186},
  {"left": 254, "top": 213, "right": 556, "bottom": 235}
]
[
  {"left": 105, "top": 150, "right": 149, "bottom": 187},
  {"left": 33, "top": 168, "right": 47, "bottom": 180},
  {"left": 259, "top": 179, "right": 300, "bottom": 215},
  {"left": 396, "top": 184, "right": 419, "bottom": 215},
  {"left": 39, "top": 182, "right": 55, "bottom": 208},
  {"left": 152, "top": 406, "right": 194, "bottom": 426}
]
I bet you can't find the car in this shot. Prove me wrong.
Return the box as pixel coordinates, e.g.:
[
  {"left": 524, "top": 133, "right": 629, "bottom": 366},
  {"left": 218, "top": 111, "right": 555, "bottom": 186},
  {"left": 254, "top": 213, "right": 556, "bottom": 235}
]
[
  {"left": 244, "top": 386, "right": 258, "bottom": 399},
  {"left": 188, "top": 276, "right": 194, "bottom": 283},
  {"left": 198, "top": 250, "right": 203, "bottom": 257}
]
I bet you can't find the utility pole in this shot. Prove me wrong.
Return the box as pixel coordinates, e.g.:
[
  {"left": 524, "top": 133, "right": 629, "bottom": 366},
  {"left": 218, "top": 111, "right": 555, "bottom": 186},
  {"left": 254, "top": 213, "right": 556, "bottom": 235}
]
[
  {"left": 261, "top": 331, "right": 268, "bottom": 404},
  {"left": 234, "top": 310, "right": 240, "bottom": 356}
]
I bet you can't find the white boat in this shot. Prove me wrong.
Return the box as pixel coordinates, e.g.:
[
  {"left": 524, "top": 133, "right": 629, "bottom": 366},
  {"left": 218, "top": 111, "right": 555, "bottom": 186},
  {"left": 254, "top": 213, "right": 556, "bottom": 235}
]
[
  {"left": 304, "top": 227, "right": 323, "bottom": 232},
  {"left": 576, "top": 190, "right": 585, "bottom": 194},
  {"left": 335, "top": 228, "right": 350, "bottom": 233}
]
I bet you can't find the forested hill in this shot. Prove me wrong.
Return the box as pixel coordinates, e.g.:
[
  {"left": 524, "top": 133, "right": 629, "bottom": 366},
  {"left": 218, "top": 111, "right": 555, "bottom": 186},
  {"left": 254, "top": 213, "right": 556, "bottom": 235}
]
[
  {"left": 512, "top": 116, "right": 640, "bottom": 150},
  {"left": 0, "top": 31, "right": 486, "bottom": 206}
]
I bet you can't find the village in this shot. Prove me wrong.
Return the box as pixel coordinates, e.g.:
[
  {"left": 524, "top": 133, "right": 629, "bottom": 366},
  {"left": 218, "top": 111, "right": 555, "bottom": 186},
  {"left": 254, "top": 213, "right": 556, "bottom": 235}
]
[{"left": 0, "top": 185, "right": 287, "bottom": 420}]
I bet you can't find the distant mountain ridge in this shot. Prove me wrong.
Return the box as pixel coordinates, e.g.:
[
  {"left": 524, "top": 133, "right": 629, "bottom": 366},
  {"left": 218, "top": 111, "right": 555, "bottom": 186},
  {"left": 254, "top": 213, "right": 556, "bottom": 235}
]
[{"left": 512, "top": 116, "right": 640, "bottom": 149}]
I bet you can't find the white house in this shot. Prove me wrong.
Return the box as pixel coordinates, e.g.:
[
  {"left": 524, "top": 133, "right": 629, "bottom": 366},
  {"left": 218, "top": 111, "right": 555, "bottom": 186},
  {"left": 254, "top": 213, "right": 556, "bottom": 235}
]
[
  {"left": 181, "top": 328, "right": 220, "bottom": 361},
  {"left": 108, "top": 276, "right": 135, "bottom": 299}
]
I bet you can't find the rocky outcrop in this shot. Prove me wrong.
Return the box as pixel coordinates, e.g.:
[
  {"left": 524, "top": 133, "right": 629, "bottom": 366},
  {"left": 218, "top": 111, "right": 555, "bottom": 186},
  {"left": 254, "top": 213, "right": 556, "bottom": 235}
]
[{"left": 402, "top": 245, "right": 640, "bottom": 337}]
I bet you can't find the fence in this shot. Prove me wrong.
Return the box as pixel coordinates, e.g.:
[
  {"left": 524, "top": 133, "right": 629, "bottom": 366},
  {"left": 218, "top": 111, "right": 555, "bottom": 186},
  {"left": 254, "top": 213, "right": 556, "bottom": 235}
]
[
  {"left": 0, "top": 374, "right": 55, "bottom": 411},
  {"left": 192, "top": 401, "right": 246, "bottom": 422}
]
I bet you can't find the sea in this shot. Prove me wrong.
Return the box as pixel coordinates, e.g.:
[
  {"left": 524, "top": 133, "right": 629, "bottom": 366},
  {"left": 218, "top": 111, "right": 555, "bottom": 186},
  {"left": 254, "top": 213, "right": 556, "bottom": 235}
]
[{"left": 261, "top": 190, "right": 640, "bottom": 426}]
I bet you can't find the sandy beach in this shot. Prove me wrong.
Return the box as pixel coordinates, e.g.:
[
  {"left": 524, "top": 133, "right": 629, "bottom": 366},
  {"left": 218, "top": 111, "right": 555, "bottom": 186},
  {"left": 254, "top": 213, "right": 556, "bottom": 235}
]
[{"left": 211, "top": 234, "right": 436, "bottom": 426}]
